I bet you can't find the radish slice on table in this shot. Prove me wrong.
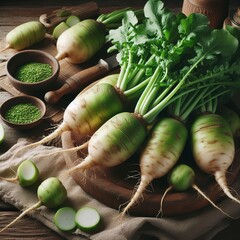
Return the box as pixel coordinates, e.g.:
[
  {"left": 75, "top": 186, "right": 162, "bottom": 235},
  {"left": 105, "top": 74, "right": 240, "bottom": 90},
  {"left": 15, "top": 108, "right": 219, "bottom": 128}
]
[
  {"left": 0, "top": 159, "right": 39, "bottom": 187},
  {"left": 75, "top": 207, "right": 101, "bottom": 233},
  {"left": 17, "top": 160, "right": 39, "bottom": 187},
  {"left": 54, "top": 207, "right": 76, "bottom": 231}
]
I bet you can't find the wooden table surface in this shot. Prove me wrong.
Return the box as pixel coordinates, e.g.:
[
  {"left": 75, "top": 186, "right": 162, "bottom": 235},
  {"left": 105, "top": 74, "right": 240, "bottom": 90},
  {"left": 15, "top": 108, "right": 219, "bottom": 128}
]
[{"left": 0, "top": 0, "right": 240, "bottom": 239}]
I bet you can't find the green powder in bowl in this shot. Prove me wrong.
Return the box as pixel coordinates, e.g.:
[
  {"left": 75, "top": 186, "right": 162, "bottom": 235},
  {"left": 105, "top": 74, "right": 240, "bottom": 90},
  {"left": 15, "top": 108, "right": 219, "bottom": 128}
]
[
  {"left": 4, "top": 103, "right": 41, "bottom": 124},
  {"left": 15, "top": 62, "right": 53, "bottom": 83}
]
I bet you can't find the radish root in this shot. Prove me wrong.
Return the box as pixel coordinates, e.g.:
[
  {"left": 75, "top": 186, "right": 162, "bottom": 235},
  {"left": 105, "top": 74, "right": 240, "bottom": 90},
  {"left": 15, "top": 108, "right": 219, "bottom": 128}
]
[
  {"left": 0, "top": 44, "right": 10, "bottom": 53},
  {"left": 121, "top": 175, "right": 152, "bottom": 216},
  {"left": 158, "top": 184, "right": 236, "bottom": 219},
  {"left": 0, "top": 201, "right": 42, "bottom": 233},
  {"left": 11, "top": 120, "right": 91, "bottom": 161},
  {"left": 11, "top": 122, "right": 68, "bottom": 160},
  {"left": 192, "top": 184, "right": 236, "bottom": 219},
  {"left": 0, "top": 176, "right": 18, "bottom": 183},
  {"left": 32, "top": 141, "right": 89, "bottom": 159},
  {"left": 215, "top": 171, "right": 240, "bottom": 205},
  {"left": 67, "top": 155, "right": 96, "bottom": 175},
  {"left": 158, "top": 186, "right": 172, "bottom": 218}
]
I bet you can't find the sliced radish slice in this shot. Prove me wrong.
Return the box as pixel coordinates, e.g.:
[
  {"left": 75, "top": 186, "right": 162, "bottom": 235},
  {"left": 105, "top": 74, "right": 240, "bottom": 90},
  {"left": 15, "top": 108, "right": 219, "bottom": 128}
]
[
  {"left": 17, "top": 160, "right": 39, "bottom": 187},
  {"left": 54, "top": 207, "right": 76, "bottom": 231},
  {"left": 75, "top": 207, "right": 101, "bottom": 232}
]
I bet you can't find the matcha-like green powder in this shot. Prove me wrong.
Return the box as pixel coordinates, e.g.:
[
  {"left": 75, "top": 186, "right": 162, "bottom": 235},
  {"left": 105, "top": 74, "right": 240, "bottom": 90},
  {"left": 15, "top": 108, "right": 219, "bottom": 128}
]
[
  {"left": 15, "top": 62, "right": 53, "bottom": 83},
  {"left": 5, "top": 103, "right": 41, "bottom": 124}
]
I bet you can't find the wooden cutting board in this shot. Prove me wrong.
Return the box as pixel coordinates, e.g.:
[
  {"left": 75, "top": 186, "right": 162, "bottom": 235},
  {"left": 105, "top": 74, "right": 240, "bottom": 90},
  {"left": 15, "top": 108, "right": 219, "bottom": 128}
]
[
  {"left": 0, "top": 2, "right": 109, "bottom": 124},
  {"left": 0, "top": 39, "right": 79, "bottom": 123},
  {"left": 62, "top": 130, "right": 240, "bottom": 217},
  {"left": 0, "top": 38, "right": 114, "bottom": 123}
]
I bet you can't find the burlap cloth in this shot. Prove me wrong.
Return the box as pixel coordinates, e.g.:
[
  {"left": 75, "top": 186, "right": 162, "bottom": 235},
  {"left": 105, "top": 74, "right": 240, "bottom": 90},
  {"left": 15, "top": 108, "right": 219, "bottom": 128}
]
[{"left": 1, "top": 138, "right": 240, "bottom": 240}]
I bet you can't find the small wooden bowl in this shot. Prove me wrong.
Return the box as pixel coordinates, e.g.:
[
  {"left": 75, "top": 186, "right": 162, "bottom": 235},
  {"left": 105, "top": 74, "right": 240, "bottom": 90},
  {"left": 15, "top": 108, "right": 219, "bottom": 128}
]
[
  {"left": 6, "top": 50, "right": 60, "bottom": 96},
  {"left": 0, "top": 95, "right": 46, "bottom": 130}
]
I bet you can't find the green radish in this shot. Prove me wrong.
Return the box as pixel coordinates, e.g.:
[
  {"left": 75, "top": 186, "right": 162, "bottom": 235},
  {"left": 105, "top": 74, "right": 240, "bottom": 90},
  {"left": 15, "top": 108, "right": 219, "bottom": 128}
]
[
  {"left": 12, "top": 77, "right": 125, "bottom": 158},
  {"left": 0, "top": 123, "right": 4, "bottom": 144},
  {"left": 55, "top": 6, "right": 143, "bottom": 63},
  {"left": 217, "top": 105, "right": 240, "bottom": 137},
  {"left": 75, "top": 207, "right": 101, "bottom": 233},
  {"left": 168, "top": 164, "right": 195, "bottom": 191},
  {"left": 54, "top": 207, "right": 76, "bottom": 232},
  {"left": 67, "top": 112, "right": 147, "bottom": 174},
  {"left": 160, "top": 164, "right": 235, "bottom": 218},
  {"left": 52, "top": 22, "right": 69, "bottom": 40},
  {"left": 0, "top": 21, "right": 46, "bottom": 52},
  {"left": 121, "top": 117, "right": 187, "bottom": 215},
  {"left": 191, "top": 113, "right": 240, "bottom": 204},
  {"left": 66, "top": 16, "right": 80, "bottom": 27},
  {"left": 0, "top": 177, "right": 67, "bottom": 233},
  {"left": 52, "top": 16, "right": 80, "bottom": 40},
  {"left": 0, "top": 160, "right": 39, "bottom": 187},
  {"left": 55, "top": 19, "right": 106, "bottom": 63}
]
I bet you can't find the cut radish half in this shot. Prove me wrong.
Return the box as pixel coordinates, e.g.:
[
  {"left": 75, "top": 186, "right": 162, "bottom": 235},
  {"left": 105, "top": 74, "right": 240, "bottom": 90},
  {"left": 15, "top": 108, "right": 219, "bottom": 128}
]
[
  {"left": 17, "top": 160, "right": 39, "bottom": 187},
  {"left": 75, "top": 207, "right": 101, "bottom": 232},
  {"left": 54, "top": 207, "right": 76, "bottom": 231}
]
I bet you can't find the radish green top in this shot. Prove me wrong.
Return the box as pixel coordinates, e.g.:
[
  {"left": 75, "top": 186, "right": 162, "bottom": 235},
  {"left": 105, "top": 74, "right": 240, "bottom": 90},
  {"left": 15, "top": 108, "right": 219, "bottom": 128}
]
[{"left": 108, "top": 0, "right": 240, "bottom": 125}]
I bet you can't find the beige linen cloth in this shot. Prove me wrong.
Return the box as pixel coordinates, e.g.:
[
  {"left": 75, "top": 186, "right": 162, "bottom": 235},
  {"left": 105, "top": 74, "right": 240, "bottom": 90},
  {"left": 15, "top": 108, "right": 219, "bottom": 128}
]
[{"left": 0, "top": 138, "right": 240, "bottom": 240}]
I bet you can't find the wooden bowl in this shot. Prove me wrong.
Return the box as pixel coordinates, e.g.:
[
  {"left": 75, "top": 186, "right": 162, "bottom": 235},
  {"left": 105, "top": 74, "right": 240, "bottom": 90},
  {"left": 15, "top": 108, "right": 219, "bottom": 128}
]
[
  {"left": 0, "top": 95, "right": 46, "bottom": 130},
  {"left": 6, "top": 50, "right": 60, "bottom": 96},
  {"left": 62, "top": 130, "right": 240, "bottom": 217}
]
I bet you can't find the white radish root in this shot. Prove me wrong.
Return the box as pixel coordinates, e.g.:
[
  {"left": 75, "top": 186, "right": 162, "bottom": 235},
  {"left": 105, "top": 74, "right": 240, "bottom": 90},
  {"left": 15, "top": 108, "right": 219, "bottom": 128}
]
[
  {"left": 121, "top": 118, "right": 187, "bottom": 215},
  {"left": 191, "top": 113, "right": 240, "bottom": 204},
  {"left": 67, "top": 112, "right": 147, "bottom": 175}
]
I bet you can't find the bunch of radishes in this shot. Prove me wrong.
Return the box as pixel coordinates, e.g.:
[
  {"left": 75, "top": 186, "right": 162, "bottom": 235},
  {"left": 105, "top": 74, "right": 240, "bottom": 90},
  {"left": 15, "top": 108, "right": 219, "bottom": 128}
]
[{"left": 1, "top": 0, "right": 240, "bottom": 226}]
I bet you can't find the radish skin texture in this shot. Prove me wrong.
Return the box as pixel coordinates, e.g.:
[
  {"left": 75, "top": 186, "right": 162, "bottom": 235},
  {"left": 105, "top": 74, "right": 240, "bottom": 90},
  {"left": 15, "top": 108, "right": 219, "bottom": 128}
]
[
  {"left": 37, "top": 177, "right": 67, "bottom": 208},
  {"left": 14, "top": 81, "right": 124, "bottom": 153},
  {"left": 168, "top": 164, "right": 195, "bottom": 191},
  {"left": 4, "top": 21, "right": 46, "bottom": 51},
  {"left": 217, "top": 106, "right": 240, "bottom": 137},
  {"left": 55, "top": 19, "right": 106, "bottom": 63},
  {"left": 191, "top": 114, "right": 235, "bottom": 174},
  {"left": 63, "top": 83, "right": 124, "bottom": 142},
  {"left": 0, "top": 177, "right": 67, "bottom": 233},
  {"left": 68, "top": 112, "right": 147, "bottom": 173},
  {"left": 122, "top": 118, "right": 187, "bottom": 215},
  {"left": 191, "top": 113, "right": 240, "bottom": 204},
  {"left": 52, "top": 22, "right": 69, "bottom": 40}
]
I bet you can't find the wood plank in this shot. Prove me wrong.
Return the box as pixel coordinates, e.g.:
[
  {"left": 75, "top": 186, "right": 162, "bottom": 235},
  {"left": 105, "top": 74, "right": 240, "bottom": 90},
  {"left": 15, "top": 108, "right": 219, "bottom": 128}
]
[{"left": 0, "top": 212, "right": 64, "bottom": 239}]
